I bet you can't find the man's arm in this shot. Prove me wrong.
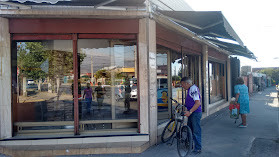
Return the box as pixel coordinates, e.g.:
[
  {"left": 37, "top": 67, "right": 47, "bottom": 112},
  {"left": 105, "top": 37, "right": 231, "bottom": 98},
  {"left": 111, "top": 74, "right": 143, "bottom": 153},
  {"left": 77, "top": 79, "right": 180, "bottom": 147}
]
[{"left": 185, "top": 100, "right": 201, "bottom": 117}]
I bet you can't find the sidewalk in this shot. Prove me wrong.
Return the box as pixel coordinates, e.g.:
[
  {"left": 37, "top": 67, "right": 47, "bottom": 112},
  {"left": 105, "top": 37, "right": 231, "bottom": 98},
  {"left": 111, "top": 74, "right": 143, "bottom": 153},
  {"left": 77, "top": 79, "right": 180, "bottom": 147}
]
[
  {"left": 1, "top": 87, "right": 278, "bottom": 157},
  {"left": 67, "top": 87, "right": 278, "bottom": 157}
]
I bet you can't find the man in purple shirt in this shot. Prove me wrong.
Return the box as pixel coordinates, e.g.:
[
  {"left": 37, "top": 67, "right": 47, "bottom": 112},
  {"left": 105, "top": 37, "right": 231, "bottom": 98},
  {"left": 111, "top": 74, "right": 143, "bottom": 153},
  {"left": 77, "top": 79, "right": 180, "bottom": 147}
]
[{"left": 181, "top": 77, "right": 202, "bottom": 154}]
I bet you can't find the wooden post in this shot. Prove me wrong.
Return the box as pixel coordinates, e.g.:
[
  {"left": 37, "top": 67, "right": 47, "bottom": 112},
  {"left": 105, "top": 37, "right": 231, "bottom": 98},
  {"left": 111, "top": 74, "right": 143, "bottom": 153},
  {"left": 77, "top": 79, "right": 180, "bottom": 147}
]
[{"left": 202, "top": 45, "right": 209, "bottom": 115}]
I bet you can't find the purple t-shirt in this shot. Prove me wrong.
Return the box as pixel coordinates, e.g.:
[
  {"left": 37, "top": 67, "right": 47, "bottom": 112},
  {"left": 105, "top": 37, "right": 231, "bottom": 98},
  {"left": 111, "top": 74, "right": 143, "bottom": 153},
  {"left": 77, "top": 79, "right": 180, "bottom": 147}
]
[
  {"left": 84, "top": 88, "right": 93, "bottom": 99},
  {"left": 185, "top": 85, "right": 202, "bottom": 112}
]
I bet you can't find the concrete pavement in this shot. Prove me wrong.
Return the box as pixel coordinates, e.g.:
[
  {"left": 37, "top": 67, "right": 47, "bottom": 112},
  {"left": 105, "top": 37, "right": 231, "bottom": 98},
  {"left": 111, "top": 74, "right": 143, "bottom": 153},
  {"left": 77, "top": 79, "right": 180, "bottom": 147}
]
[{"left": 67, "top": 87, "right": 278, "bottom": 157}]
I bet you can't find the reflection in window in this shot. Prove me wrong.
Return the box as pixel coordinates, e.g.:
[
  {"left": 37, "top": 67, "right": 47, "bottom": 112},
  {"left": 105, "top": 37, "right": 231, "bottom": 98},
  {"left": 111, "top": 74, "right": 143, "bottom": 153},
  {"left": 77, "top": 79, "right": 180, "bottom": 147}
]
[
  {"left": 157, "top": 52, "right": 169, "bottom": 123},
  {"left": 172, "top": 52, "right": 183, "bottom": 104},
  {"left": 209, "top": 62, "right": 225, "bottom": 104},
  {"left": 13, "top": 41, "right": 74, "bottom": 135},
  {"left": 78, "top": 39, "right": 138, "bottom": 132}
]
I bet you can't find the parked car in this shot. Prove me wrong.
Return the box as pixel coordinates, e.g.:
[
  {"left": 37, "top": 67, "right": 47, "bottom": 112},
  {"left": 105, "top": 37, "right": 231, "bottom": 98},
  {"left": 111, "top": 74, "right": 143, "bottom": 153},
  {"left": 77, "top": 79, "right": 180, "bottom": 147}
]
[
  {"left": 130, "top": 85, "right": 137, "bottom": 100},
  {"left": 115, "top": 85, "right": 124, "bottom": 101}
]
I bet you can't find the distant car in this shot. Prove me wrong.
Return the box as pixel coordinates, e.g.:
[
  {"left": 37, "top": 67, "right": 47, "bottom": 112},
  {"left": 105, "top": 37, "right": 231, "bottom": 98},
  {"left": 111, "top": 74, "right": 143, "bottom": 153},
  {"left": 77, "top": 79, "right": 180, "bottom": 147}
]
[
  {"left": 130, "top": 85, "right": 137, "bottom": 100},
  {"left": 115, "top": 85, "right": 124, "bottom": 101},
  {"left": 27, "top": 79, "right": 34, "bottom": 85}
]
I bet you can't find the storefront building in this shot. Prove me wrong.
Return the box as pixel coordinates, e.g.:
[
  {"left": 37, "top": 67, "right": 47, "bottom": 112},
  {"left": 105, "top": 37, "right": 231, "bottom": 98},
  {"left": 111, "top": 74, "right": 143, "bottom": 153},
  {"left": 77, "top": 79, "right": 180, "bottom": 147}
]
[{"left": 0, "top": 0, "right": 255, "bottom": 156}]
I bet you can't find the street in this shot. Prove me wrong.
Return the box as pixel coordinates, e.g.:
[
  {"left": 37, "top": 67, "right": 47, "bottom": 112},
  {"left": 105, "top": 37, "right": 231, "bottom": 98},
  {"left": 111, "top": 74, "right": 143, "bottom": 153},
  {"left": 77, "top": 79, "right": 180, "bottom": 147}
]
[{"left": 66, "top": 87, "right": 279, "bottom": 157}]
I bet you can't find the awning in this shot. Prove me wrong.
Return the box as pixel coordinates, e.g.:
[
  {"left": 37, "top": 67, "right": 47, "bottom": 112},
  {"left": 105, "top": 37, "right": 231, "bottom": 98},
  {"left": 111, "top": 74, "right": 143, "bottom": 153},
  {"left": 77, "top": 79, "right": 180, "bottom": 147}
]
[
  {"left": 1, "top": 0, "right": 146, "bottom": 7},
  {"left": 157, "top": 11, "right": 256, "bottom": 59},
  {"left": 205, "top": 37, "right": 256, "bottom": 60},
  {"left": 158, "top": 11, "right": 244, "bottom": 46}
]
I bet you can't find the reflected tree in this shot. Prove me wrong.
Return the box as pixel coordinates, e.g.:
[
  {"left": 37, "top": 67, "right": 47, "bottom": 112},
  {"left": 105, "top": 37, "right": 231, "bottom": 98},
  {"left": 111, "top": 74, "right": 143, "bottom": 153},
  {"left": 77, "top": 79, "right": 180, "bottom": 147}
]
[{"left": 17, "top": 42, "right": 86, "bottom": 95}]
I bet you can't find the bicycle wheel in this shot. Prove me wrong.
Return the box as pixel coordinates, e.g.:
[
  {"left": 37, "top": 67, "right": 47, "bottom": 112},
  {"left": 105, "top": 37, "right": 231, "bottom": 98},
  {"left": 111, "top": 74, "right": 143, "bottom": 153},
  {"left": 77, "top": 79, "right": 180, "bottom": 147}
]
[
  {"left": 177, "top": 125, "right": 193, "bottom": 157},
  {"left": 161, "top": 119, "right": 176, "bottom": 143}
]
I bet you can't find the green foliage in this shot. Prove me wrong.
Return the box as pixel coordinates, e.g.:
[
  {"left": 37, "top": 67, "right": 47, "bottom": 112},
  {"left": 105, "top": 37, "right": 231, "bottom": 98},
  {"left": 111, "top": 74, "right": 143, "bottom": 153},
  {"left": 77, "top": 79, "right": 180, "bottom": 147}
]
[
  {"left": 259, "top": 68, "right": 279, "bottom": 84},
  {"left": 18, "top": 42, "right": 47, "bottom": 80},
  {"left": 95, "top": 69, "right": 111, "bottom": 79},
  {"left": 172, "top": 75, "right": 181, "bottom": 81},
  {"left": 17, "top": 42, "right": 86, "bottom": 81}
]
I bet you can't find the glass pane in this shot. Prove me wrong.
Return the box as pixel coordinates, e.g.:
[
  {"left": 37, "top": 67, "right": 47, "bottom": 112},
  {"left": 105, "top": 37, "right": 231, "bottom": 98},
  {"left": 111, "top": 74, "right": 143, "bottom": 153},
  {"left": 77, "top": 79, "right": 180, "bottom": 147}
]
[
  {"left": 171, "top": 52, "right": 183, "bottom": 104},
  {"left": 157, "top": 52, "right": 169, "bottom": 123},
  {"left": 78, "top": 39, "right": 138, "bottom": 132},
  {"left": 209, "top": 62, "right": 225, "bottom": 103},
  {"left": 14, "top": 41, "right": 74, "bottom": 135}
]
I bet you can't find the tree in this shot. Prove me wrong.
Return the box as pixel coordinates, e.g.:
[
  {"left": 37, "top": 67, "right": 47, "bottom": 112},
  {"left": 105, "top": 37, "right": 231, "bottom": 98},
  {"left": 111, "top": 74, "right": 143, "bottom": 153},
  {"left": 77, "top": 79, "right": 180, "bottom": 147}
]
[
  {"left": 17, "top": 42, "right": 86, "bottom": 94},
  {"left": 95, "top": 69, "right": 110, "bottom": 79},
  {"left": 18, "top": 42, "right": 47, "bottom": 80},
  {"left": 18, "top": 42, "right": 86, "bottom": 80},
  {"left": 259, "top": 68, "right": 279, "bottom": 84},
  {"left": 172, "top": 75, "right": 181, "bottom": 81}
]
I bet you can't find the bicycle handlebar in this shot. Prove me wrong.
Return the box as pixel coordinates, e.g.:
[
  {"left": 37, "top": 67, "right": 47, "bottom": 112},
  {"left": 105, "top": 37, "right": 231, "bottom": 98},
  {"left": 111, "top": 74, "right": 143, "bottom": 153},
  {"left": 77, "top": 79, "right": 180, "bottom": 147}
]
[
  {"left": 169, "top": 97, "right": 178, "bottom": 104},
  {"left": 170, "top": 97, "right": 186, "bottom": 112}
]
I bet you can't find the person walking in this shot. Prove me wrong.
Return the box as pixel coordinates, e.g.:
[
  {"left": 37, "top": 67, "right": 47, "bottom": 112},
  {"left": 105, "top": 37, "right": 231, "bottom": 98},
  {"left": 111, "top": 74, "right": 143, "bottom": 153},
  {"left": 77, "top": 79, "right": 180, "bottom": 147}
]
[
  {"left": 234, "top": 77, "right": 250, "bottom": 128},
  {"left": 83, "top": 83, "right": 93, "bottom": 114},
  {"left": 124, "top": 78, "right": 131, "bottom": 113},
  {"left": 181, "top": 77, "right": 202, "bottom": 154},
  {"left": 94, "top": 82, "right": 106, "bottom": 112}
]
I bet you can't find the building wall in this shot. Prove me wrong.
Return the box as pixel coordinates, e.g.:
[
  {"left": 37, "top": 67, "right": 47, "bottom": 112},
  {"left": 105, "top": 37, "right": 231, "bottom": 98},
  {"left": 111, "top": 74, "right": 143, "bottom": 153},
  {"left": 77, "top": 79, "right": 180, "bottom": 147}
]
[{"left": 0, "top": 17, "right": 12, "bottom": 139}]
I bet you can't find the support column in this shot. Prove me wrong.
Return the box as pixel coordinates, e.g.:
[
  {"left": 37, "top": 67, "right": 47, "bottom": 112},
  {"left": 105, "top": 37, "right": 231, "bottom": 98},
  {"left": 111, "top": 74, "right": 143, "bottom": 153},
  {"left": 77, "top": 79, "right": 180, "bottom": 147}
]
[
  {"left": 138, "top": 17, "right": 157, "bottom": 145},
  {"left": 0, "top": 17, "right": 12, "bottom": 139},
  {"left": 227, "top": 57, "right": 232, "bottom": 101},
  {"left": 198, "top": 56, "right": 202, "bottom": 97},
  {"left": 138, "top": 18, "right": 149, "bottom": 134},
  {"left": 148, "top": 18, "right": 157, "bottom": 146},
  {"left": 73, "top": 34, "right": 79, "bottom": 135},
  {"left": 202, "top": 45, "right": 209, "bottom": 115}
]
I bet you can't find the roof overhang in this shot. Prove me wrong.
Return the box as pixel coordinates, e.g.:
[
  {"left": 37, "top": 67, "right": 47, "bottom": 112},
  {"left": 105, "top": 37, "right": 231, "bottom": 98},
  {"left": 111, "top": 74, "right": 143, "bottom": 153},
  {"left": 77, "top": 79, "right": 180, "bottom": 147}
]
[
  {"left": 157, "top": 11, "right": 256, "bottom": 59},
  {"left": 205, "top": 37, "right": 257, "bottom": 60}
]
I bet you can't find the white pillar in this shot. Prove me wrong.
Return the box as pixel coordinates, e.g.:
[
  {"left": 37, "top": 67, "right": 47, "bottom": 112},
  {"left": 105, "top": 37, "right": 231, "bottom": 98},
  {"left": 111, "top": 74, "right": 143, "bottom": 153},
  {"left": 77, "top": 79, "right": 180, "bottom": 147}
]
[
  {"left": 138, "top": 18, "right": 157, "bottom": 146},
  {"left": 198, "top": 56, "right": 202, "bottom": 96},
  {"left": 0, "top": 17, "right": 12, "bottom": 139},
  {"left": 138, "top": 18, "right": 149, "bottom": 135},
  {"left": 148, "top": 18, "right": 157, "bottom": 146},
  {"left": 202, "top": 45, "right": 209, "bottom": 115}
]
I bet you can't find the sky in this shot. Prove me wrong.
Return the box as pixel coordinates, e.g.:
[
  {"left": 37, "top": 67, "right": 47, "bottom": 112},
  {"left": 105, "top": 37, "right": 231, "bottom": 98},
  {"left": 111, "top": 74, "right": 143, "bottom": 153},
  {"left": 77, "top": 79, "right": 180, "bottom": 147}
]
[{"left": 184, "top": 0, "right": 279, "bottom": 68}]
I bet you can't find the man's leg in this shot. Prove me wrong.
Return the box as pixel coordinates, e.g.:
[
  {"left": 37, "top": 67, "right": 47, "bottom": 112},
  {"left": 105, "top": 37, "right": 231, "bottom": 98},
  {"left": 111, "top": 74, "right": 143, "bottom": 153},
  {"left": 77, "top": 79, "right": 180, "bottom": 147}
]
[
  {"left": 190, "top": 112, "right": 202, "bottom": 151},
  {"left": 86, "top": 98, "right": 92, "bottom": 114}
]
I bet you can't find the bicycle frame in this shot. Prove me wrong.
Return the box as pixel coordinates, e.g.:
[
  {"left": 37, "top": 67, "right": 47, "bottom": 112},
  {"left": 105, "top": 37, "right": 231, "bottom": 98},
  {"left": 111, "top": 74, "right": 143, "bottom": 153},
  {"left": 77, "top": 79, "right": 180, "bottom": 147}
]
[{"left": 168, "top": 97, "right": 187, "bottom": 145}]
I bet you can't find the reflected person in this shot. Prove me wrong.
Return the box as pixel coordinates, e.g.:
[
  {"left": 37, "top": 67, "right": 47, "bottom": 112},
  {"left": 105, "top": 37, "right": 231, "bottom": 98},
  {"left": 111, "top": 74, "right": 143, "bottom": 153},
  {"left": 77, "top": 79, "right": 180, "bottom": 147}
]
[
  {"left": 124, "top": 80, "right": 131, "bottom": 113},
  {"left": 94, "top": 82, "right": 106, "bottom": 112},
  {"left": 83, "top": 83, "right": 93, "bottom": 115}
]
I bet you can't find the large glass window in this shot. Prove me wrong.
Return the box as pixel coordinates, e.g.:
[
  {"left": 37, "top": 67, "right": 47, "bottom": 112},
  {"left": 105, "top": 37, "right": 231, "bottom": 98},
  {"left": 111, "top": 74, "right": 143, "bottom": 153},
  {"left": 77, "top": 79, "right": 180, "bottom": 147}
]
[
  {"left": 78, "top": 39, "right": 138, "bottom": 132},
  {"left": 12, "top": 38, "right": 138, "bottom": 136},
  {"left": 13, "top": 40, "right": 74, "bottom": 135},
  {"left": 209, "top": 61, "right": 225, "bottom": 104},
  {"left": 157, "top": 51, "right": 169, "bottom": 123},
  {"left": 171, "top": 52, "right": 183, "bottom": 104}
]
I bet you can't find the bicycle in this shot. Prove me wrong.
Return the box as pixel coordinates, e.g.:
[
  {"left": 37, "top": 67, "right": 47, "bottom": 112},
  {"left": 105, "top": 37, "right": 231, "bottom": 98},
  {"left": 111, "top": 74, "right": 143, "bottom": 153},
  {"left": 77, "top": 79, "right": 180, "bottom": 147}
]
[{"left": 161, "top": 97, "right": 193, "bottom": 157}]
